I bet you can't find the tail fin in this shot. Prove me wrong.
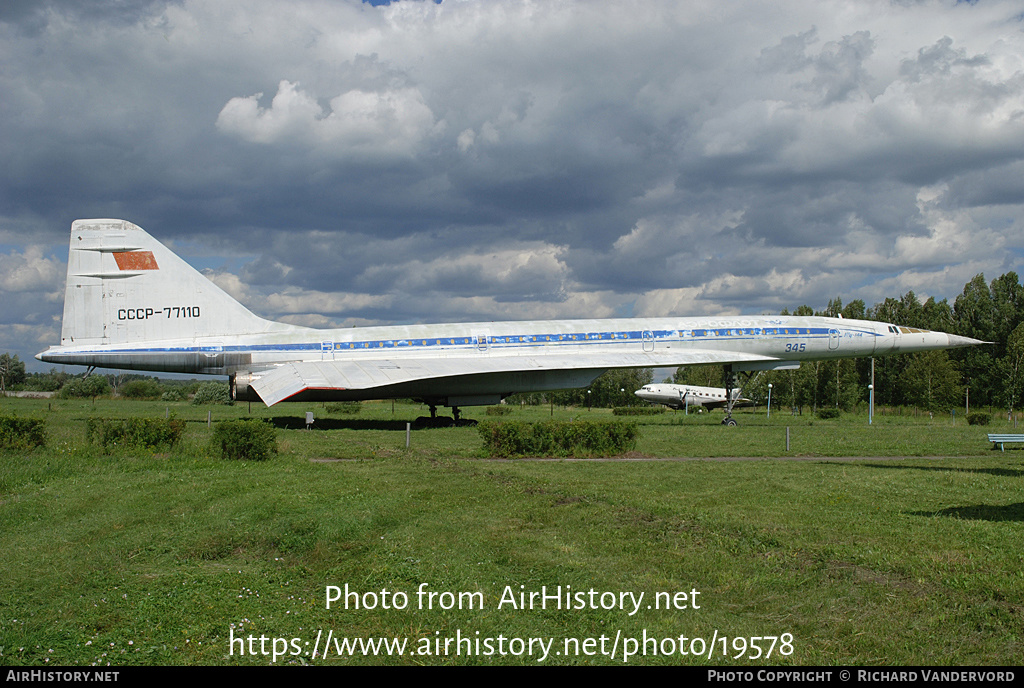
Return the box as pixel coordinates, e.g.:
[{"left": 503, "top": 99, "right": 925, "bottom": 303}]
[{"left": 60, "top": 219, "right": 292, "bottom": 346}]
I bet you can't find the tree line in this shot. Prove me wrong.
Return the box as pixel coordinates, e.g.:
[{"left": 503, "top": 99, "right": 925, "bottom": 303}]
[{"left": 0, "top": 363, "right": 219, "bottom": 403}]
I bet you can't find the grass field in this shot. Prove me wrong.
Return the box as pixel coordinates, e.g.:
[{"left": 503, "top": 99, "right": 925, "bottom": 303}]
[{"left": 1, "top": 397, "right": 1021, "bottom": 665}]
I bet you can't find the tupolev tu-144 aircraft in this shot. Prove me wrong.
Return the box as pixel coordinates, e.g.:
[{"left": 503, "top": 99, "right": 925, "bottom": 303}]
[{"left": 37, "top": 219, "right": 984, "bottom": 424}]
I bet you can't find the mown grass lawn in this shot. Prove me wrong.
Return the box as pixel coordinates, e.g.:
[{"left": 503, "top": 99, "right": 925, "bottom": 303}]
[{"left": 1, "top": 397, "right": 1020, "bottom": 665}]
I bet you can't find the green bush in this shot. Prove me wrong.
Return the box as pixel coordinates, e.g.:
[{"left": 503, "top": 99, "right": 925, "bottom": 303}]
[
  {"left": 212, "top": 419, "right": 277, "bottom": 461},
  {"left": 324, "top": 401, "right": 362, "bottom": 415},
  {"left": 613, "top": 405, "right": 665, "bottom": 415},
  {"left": 58, "top": 376, "right": 109, "bottom": 400},
  {"left": 119, "top": 379, "right": 163, "bottom": 399},
  {"left": 191, "top": 382, "right": 233, "bottom": 405},
  {"left": 161, "top": 389, "right": 185, "bottom": 402},
  {"left": 817, "top": 407, "right": 841, "bottom": 420},
  {"left": 485, "top": 405, "right": 514, "bottom": 416},
  {"left": 0, "top": 416, "right": 46, "bottom": 450},
  {"left": 478, "top": 420, "right": 639, "bottom": 458},
  {"left": 86, "top": 417, "right": 186, "bottom": 451},
  {"left": 967, "top": 412, "right": 991, "bottom": 426}
]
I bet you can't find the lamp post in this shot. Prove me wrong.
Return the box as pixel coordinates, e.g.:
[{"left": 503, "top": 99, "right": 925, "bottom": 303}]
[
  {"left": 868, "top": 384, "right": 874, "bottom": 425},
  {"left": 767, "top": 383, "right": 773, "bottom": 420}
]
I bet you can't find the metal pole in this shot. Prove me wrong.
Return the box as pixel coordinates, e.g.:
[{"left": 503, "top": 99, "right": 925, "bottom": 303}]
[
  {"left": 786, "top": 426, "right": 790, "bottom": 452},
  {"left": 868, "top": 384, "right": 874, "bottom": 425},
  {"left": 406, "top": 422, "right": 411, "bottom": 448},
  {"left": 767, "top": 384, "right": 772, "bottom": 419},
  {"left": 870, "top": 358, "right": 875, "bottom": 424}
]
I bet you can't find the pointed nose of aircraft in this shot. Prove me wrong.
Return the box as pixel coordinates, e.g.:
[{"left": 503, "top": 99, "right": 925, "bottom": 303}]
[
  {"left": 882, "top": 327, "right": 988, "bottom": 354},
  {"left": 912, "top": 331, "right": 984, "bottom": 353},
  {"left": 946, "top": 334, "right": 988, "bottom": 349}
]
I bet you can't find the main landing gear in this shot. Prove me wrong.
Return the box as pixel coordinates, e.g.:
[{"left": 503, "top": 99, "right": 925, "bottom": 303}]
[{"left": 413, "top": 401, "right": 478, "bottom": 428}]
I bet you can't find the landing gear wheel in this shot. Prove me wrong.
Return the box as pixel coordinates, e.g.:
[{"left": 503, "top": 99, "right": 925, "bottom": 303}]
[{"left": 722, "top": 417, "right": 738, "bottom": 427}]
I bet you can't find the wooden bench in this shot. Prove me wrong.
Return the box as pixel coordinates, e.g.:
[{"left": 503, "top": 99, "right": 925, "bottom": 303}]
[{"left": 988, "top": 434, "right": 1024, "bottom": 451}]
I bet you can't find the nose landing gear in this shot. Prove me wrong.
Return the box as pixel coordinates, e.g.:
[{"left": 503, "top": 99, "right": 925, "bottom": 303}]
[{"left": 721, "top": 366, "right": 762, "bottom": 427}]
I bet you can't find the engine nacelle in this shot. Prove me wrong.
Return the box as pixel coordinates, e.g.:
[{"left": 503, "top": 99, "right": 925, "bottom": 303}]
[{"left": 229, "top": 371, "right": 261, "bottom": 402}]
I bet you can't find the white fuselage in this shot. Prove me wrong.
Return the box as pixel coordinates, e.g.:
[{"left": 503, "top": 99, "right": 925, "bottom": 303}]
[
  {"left": 39, "top": 316, "right": 964, "bottom": 405},
  {"left": 38, "top": 315, "right": 958, "bottom": 371}
]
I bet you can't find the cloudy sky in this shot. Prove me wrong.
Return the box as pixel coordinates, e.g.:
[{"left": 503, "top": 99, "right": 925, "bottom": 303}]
[{"left": 3, "top": 0, "right": 1024, "bottom": 370}]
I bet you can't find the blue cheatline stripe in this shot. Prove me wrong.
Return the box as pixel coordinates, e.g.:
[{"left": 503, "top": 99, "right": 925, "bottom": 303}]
[{"left": 54, "top": 325, "right": 880, "bottom": 357}]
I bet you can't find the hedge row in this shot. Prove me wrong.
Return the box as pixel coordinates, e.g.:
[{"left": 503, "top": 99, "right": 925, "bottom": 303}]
[
  {"left": 86, "top": 417, "right": 186, "bottom": 451},
  {"left": 324, "top": 401, "right": 362, "bottom": 415},
  {"left": 612, "top": 406, "right": 666, "bottom": 416},
  {"left": 0, "top": 416, "right": 46, "bottom": 450},
  {"left": 478, "top": 420, "right": 639, "bottom": 458}
]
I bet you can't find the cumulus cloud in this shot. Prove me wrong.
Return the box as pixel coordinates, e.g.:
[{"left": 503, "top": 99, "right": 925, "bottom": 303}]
[
  {"left": 217, "top": 79, "right": 438, "bottom": 157},
  {"left": 808, "top": 30, "right": 875, "bottom": 104},
  {"left": 204, "top": 269, "right": 257, "bottom": 306},
  {"left": 357, "top": 243, "right": 571, "bottom": 300},
  {"left": 264, "top": 288, "right": 394, "bottom": 318},
  {"left": 0, "top": 247, "right": 63, "bottom": 294},
  {"left": 0, "top": 247, "right": 65, "bottom": 352}
]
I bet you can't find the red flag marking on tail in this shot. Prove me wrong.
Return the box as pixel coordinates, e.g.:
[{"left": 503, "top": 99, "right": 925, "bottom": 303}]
[{"left": 113, "top": 251, "right": 159, "bottom": 270}]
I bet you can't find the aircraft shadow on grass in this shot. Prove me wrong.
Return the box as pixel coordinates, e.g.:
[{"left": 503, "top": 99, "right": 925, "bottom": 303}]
[
  {"left": 856, "top": 463, "right": 1024, "bottom": 479},
  {"left": 849, "top": 463, "right": 1024, "bottom": 522},
  {"left": 269, "top": 417, "right": 417, "bottom": 431},
  {"left": 266, "top": 416, "right": 474, "bottom": 430},
  {"left": 909, "top": 503, "right": 1024, "bottom": 522}
]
